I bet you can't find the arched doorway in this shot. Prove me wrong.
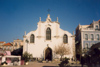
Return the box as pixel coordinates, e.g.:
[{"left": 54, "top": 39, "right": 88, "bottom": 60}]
[{"left": 45, "top": 47, "right": 52, "bottom": 61}]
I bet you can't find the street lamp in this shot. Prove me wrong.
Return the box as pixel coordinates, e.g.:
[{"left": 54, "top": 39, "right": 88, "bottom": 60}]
[
  {"left": 81, "top": 54, "right": 85, "bottom": 67},
  {"left": 26, "top": 39, "right": 29, "bottom": 52},
  {"left": 98, "top": 47, "right": 100, "bottom": 50},
  {"left": 82, "top": 54, "right": 85, "bottom": 57},
  {"left": 89, "top": 55, "right": 91, "bottom": 63}
]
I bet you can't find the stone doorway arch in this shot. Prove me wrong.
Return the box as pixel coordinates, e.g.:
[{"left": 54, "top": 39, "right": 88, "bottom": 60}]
[{"left": 45, "top": 47, "right": 52, "bottom": 61}]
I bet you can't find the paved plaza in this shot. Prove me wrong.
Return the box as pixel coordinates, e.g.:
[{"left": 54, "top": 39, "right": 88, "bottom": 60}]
[
  {"left": 0, "top": 62, "right": 87, "bottom": 67},
  {"left": 1, "top": 62, "right": 59, "bottom": 67}
]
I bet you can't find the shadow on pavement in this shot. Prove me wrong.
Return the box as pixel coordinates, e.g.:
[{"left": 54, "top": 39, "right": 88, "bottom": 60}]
[
  {"left": 43, "top": 66, "right": 59, "bottom": 67},
  {"left": 43, "top": 66, "right": 81, "bottom": 67},
  {"left": 66, "top": 66, "right": 81, "bottom": 67}
]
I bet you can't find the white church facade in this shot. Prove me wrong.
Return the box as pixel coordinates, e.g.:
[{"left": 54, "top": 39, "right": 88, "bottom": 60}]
[{"left": 23, "top": 14, "right": 75, "bottom": 61}]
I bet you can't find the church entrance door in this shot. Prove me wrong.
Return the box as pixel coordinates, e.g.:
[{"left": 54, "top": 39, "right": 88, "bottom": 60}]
[{"left": 45, "top": 47, "right": 52, "bottom": 61}]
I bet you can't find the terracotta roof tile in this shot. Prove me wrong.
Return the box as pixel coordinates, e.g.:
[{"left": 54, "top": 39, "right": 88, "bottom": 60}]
[
  {"left": 0, "top": 41, "right": 5, "bottom": 43},
  {"left": 3, "top": 43, "right": 13, "bottom": 46}
]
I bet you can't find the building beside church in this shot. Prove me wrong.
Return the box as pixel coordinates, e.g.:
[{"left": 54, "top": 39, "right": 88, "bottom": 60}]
[
  {"left": 1, "top": 43, "right": 13, "bottom": 51},
  {"left": 0, "top": 41, "right": 6, "bottom": 48},
  {"left": 13, "top": 39, "right": 23, "bottom": 50},
  {"left": 75, "top": 20, "right": 100, "bottom": 60},
  {"left": 23, "top": 14, "right": 75, "bottom": 61}
]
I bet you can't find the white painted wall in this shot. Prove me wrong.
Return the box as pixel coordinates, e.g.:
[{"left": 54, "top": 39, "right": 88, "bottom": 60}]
[{"left": 23, "top": 14, "right": 75, "bottom": 59}]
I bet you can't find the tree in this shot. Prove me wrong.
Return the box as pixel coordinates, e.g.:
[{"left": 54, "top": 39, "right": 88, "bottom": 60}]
[
  {"left": 23, "top": 52, "right": 33, "bottom": 62},
  {"left": 54, "top": 43, "right": 71, "bottom": 61}
]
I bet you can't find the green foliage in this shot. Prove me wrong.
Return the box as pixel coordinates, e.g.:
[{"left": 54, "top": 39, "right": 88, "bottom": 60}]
[
  {"left": 63, "top": 57, "right": 69, "bottom": 61},
  {"left": 59, "top": 57, "right": 69, "bottom": 67},
  {"left": 23, "top": 52, "right": 33, "bottom": 62}
]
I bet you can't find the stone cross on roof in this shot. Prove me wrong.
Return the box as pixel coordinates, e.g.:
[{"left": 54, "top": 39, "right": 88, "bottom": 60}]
[{"left": 47, "top": 9, "right": 50, "bottom": 14}]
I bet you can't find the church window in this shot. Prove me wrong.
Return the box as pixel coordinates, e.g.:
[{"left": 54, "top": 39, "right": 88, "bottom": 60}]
[
  {"left": 63, "top": 34, "right": 68, "bottom": 44},
  {"left": 30, "top": 34, "right": 35, "bottom": 43},
  {"left": 46, "top": 28, "right": 51, "bottom": 40}
]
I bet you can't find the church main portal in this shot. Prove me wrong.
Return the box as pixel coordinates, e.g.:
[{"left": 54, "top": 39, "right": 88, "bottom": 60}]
[{"left": 45, "top": 47, "right": 52, "bottom": 61}]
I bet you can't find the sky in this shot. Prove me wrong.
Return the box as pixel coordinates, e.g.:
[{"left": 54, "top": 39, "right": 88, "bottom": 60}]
[{"left": 0, "top": 0, "right": 100, "bottom": 43}]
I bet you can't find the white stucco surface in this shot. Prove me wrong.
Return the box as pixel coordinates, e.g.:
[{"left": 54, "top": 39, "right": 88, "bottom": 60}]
[{"left": 23, "top": 14, "right": 75, "bottom": 60}]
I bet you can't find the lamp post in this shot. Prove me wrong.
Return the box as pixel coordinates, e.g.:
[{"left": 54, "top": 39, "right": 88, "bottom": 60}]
[
  {"left": 26, "top": 39, "right": 29, "bottom": 53},
  {"left": 81, "top": 54, "right": 85, "bottom": 67},
  {"left": 89, "top": 55, "right": 91, "bottom": 63}
]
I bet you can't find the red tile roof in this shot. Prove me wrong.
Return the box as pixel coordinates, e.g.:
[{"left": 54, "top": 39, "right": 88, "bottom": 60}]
[
  {"left": 3, "top": 43, "right": 13, "bottom": 46},
  {"left": 0, "top": 41, "right": 5, "bottom": 43}
]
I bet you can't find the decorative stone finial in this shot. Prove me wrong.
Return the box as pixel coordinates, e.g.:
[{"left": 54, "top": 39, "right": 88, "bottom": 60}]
[
  {"left": 25, "top": 31, "right": 26, "bottom": 35},
  {"left": 73, "top": 31, "right": 74, "bottom": 35},
  {"left": 57, "top": 17, "right": 58, "bottom": 22},
  {"left": 48, "top": 14, "right": 50, "bottom": 18},
  {"left": 46, "top": 14, "right": 51, "bottom": 21},
  {"left": 39, "top": 17, "right": 41, "bottom": 21}
]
